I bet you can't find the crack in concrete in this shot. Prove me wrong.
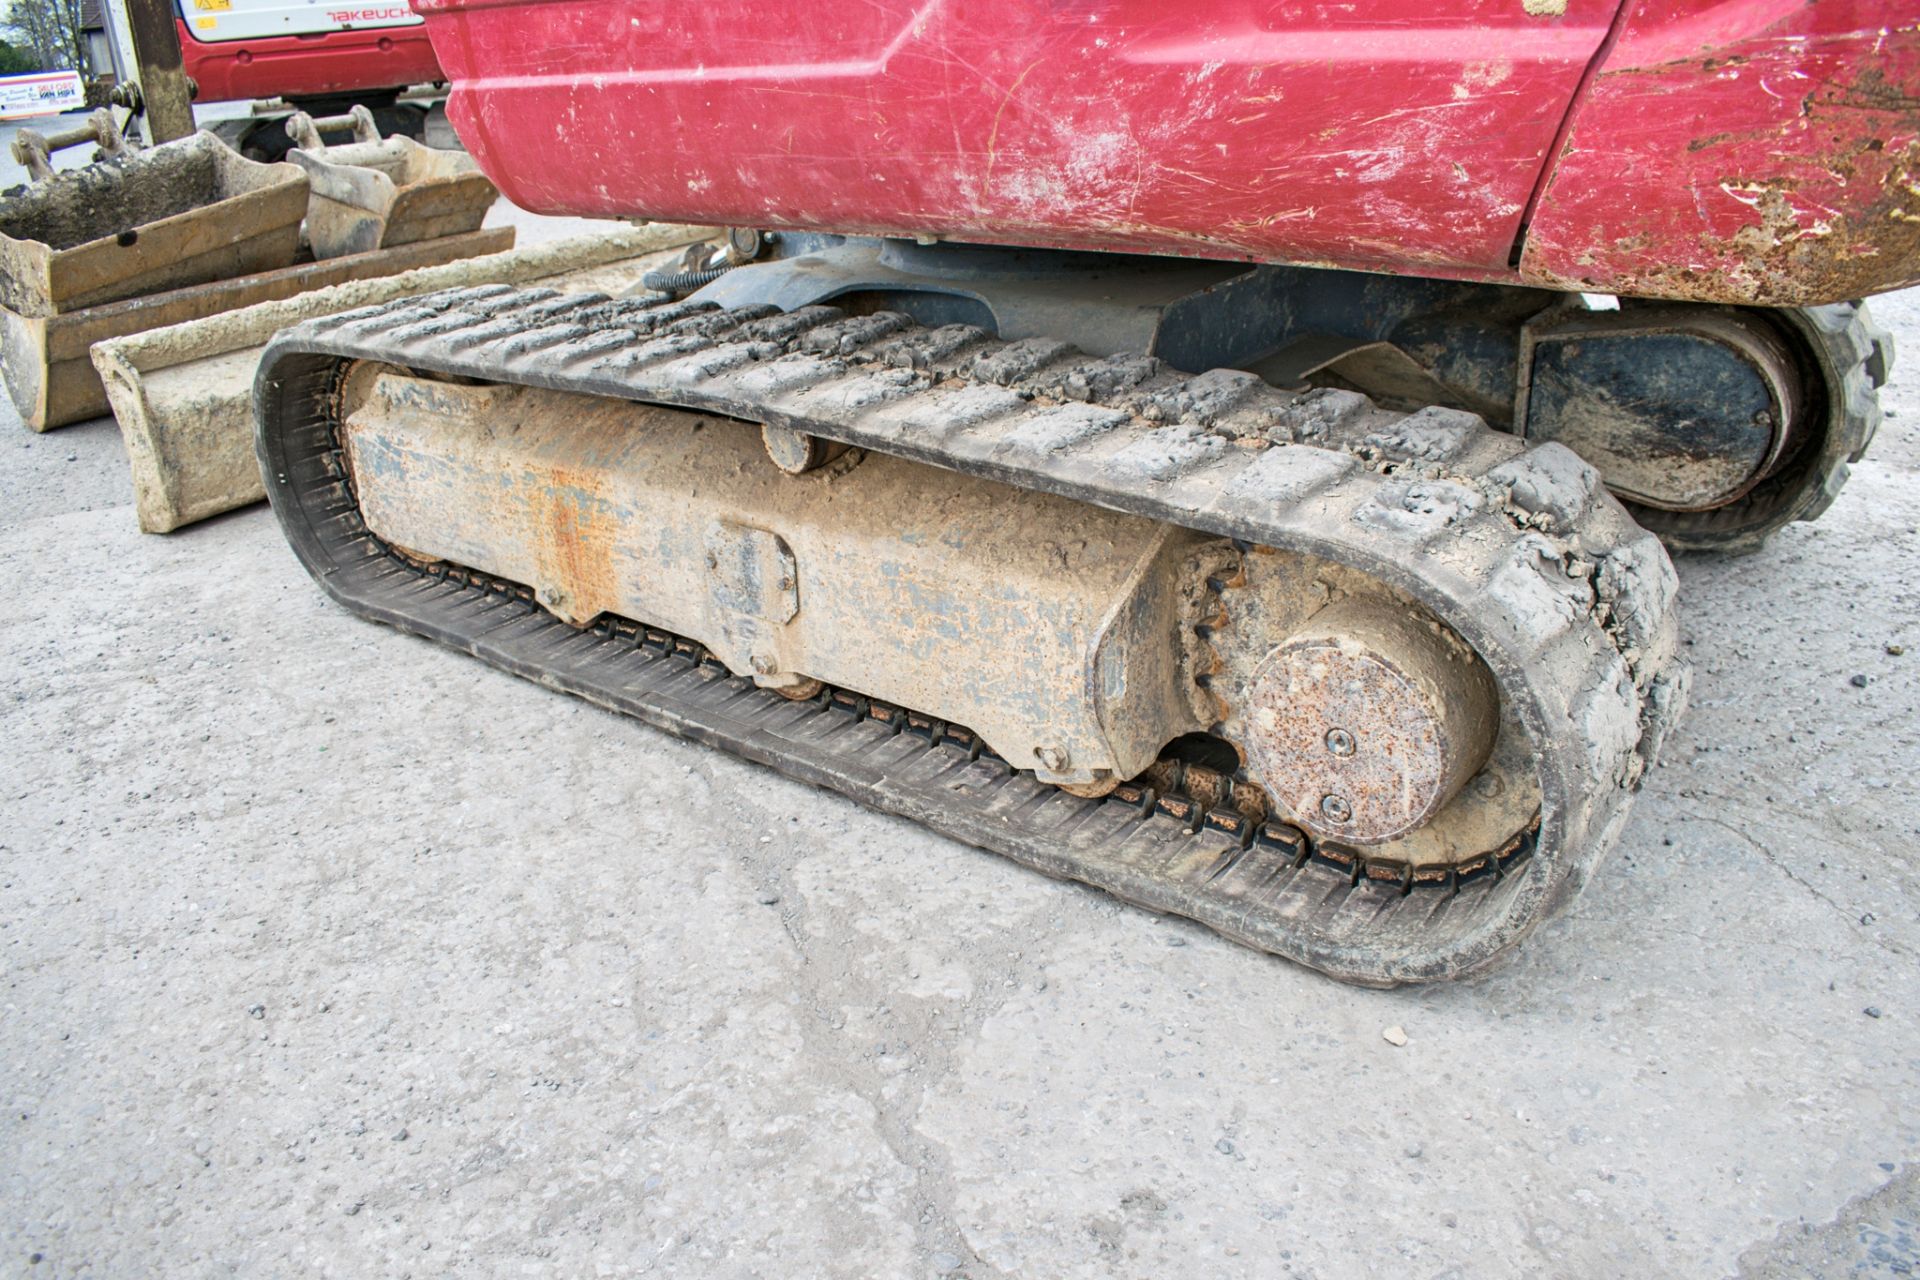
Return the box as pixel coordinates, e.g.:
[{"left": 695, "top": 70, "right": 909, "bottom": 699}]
[
  {"left": 1688, "top": 814, "right": 1914, "bottom": 960},
  {"left": 723, "top": 780, "right": 1045, "bottom": 1278}
]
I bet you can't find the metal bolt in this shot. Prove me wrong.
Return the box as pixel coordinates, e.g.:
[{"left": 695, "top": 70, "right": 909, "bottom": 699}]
[
  {"left": 1320, "top": 794, "right": 1353, "bottom": 824},
  {"left": 1324, "top": 727, "right": 1356, "bottom": 757},
  {"left": 750, "top": 654, "right": 777, "bottom": 675},
  {"left": 726, "top": 227, "right": 766, "bottom": 262},
  {"left": 1036, "top": 745, "right": 1070, "bottom": 772}
]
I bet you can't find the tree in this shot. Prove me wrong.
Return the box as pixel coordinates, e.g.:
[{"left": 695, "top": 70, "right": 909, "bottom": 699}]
[
  {"left": 0, "top": 37, "right": 41, "bottom": 74},
  {"left": 6, "top": 0, "right": 86, "bottom": 74}
]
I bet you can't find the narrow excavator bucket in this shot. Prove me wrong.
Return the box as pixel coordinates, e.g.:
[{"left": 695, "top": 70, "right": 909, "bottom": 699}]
[
  {"left": 91, "top": 223, "right": 712, "bottom": 532},
  {"left": 288, "top": 106, "right": 501, "bottom": 260}
]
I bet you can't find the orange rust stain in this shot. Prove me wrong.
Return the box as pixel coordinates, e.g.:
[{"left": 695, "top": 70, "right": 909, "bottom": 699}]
[{"left": 533, "top": 462, "right": 621, "bottom": 626}]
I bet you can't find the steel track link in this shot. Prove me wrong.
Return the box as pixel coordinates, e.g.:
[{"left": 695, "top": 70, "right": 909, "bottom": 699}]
[{"left": 255, "top": 284, "right": 1690, "bottom": 984}]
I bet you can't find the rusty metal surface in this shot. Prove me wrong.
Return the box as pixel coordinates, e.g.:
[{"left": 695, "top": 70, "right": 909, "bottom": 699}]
[
  {"left": 90, "top": 224, "right": 711, "bottom": 529},
  {"left": 339, "top": 371, "right": 1208, "bottom": 790},
  {"left": 1206, "top": 545, "right": 1533, "bottom": 868},
  {"left": 291, "top": 131, "right": 500, "bottom": 261},
  {"left": 6, "top": 226, "right": 517, "bottom": 433},
  {"left": 1238, "top": 596, "right": 1498, "bottom": 846},
  {"left": 11, "top": 111, "right": 129, "bottom": 183},
  {"left": 0, "top": 132, "right": 306, "bottom": 318}
]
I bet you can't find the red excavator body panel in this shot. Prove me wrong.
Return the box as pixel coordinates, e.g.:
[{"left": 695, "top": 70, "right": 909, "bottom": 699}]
[
  {"left": 417, "top": 0, "right": 1919, "bottom": 306},
  {"left": 178, "top": 20, "right": 444, "bottom": 104}
]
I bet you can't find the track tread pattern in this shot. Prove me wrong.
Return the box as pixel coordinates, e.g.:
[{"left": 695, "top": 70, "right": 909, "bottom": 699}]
[{"left": 254, "top": 289, "right": 1689, "bottom": 983}]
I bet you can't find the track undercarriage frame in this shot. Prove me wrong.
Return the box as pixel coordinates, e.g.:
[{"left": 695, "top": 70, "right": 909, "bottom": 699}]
[{"left": 257, "top": 277, "right": 1696, "bottom": 983}]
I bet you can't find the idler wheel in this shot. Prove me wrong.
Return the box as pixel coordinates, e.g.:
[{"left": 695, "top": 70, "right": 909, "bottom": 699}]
[{"left": 1240, "top": 597, "right": 1498, "bottom": 844}]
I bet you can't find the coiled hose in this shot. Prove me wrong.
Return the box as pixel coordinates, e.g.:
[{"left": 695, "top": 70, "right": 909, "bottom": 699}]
[{"left": 641, "top": 263, "right": 735, "bottom": 295}]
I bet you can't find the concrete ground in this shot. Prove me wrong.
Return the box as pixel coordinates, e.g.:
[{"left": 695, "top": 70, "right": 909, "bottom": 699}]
[{"left": 1, "top": 127, "right": 1918, "bottom": 1275}]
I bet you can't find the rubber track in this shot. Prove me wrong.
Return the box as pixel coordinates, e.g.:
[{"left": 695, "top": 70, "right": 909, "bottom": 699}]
[{"left": 255, "top": 286, "right": 1689, "bottom": 984}]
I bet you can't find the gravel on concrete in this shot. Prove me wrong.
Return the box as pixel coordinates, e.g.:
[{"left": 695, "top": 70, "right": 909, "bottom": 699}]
[{"left": 0, "top": 131, "right": 1917, "bottom": 1275}]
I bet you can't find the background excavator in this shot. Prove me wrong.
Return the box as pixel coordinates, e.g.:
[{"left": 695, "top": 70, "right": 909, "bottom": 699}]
[
  {"left": 175, "top": 0, "right": 444, "bottom": 158},
  {"left": 253, "top": 0, "right": 1910, "bottom": 983},
  {"left": 84, "top": 0, "right": 446, "bottom": 158}
]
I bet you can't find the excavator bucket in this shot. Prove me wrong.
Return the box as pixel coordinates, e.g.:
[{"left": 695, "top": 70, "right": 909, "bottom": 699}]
[
  {"left": 0, "top": 127, "right": 308, "bottom": 432},
  {"left": 0, "top": 129, "right": 305, "bottom": 318},
  {"left": 287, "top": 106, "right": 501, "bottom": 260},
  {"left": 92, "top": 223, "right": 709, "bottom": 533},
  {"left": 0, "top": 113, "right": 517, "bottom": 433},
  {"left": 0, "top": 226, "right": 520, "bottom": 433}
]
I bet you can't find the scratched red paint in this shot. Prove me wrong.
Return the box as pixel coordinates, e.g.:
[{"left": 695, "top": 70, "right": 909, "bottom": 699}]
[
  {"left": 1520, "top": 0, "right": 1920, "bottom": 304},
  {"left": 415, "top": 0, "right": 1920, "bottom": 305}
]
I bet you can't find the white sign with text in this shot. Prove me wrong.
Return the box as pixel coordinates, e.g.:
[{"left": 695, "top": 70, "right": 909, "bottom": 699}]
[{"left": 0, "top": 70, "right": 86, "bottom": 121}]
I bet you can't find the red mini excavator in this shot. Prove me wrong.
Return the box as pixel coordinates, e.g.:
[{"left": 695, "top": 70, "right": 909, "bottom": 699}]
[
  {"left": 254, "top": 0, "right": 1911, "bottom": 983},
  {"left": 175, "top": 0, "right": 443, "bottom": 155}
]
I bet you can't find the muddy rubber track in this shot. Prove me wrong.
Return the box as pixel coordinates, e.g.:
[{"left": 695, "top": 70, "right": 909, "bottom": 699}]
[{"left": 255, "top": 286, "right": 1689, "bottom": 984}]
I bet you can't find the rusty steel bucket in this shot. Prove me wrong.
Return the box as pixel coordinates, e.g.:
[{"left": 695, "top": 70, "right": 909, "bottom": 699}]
[
  {"left": 287, "top": 106, "right": 501, "bottom": 260},
  {"left": 1, "top": 226, "right": 518, "bottom": 433},
  {"left": 0, "top": 127, "right": 306, "bottom": 318}
]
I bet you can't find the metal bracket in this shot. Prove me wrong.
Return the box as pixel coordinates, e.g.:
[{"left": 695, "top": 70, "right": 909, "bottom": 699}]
[
  {"left": 705, "top": 521, "right": 800, "bottom": 624},
  {"left": 286, "top": 105, "right": 381, "bottom": 153},
  {"left": 11, "top": 110, "right": 129, "bottom": 183},
  {"left": 1243, "top": 334, "right": 1461, "bottom": 408}
]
